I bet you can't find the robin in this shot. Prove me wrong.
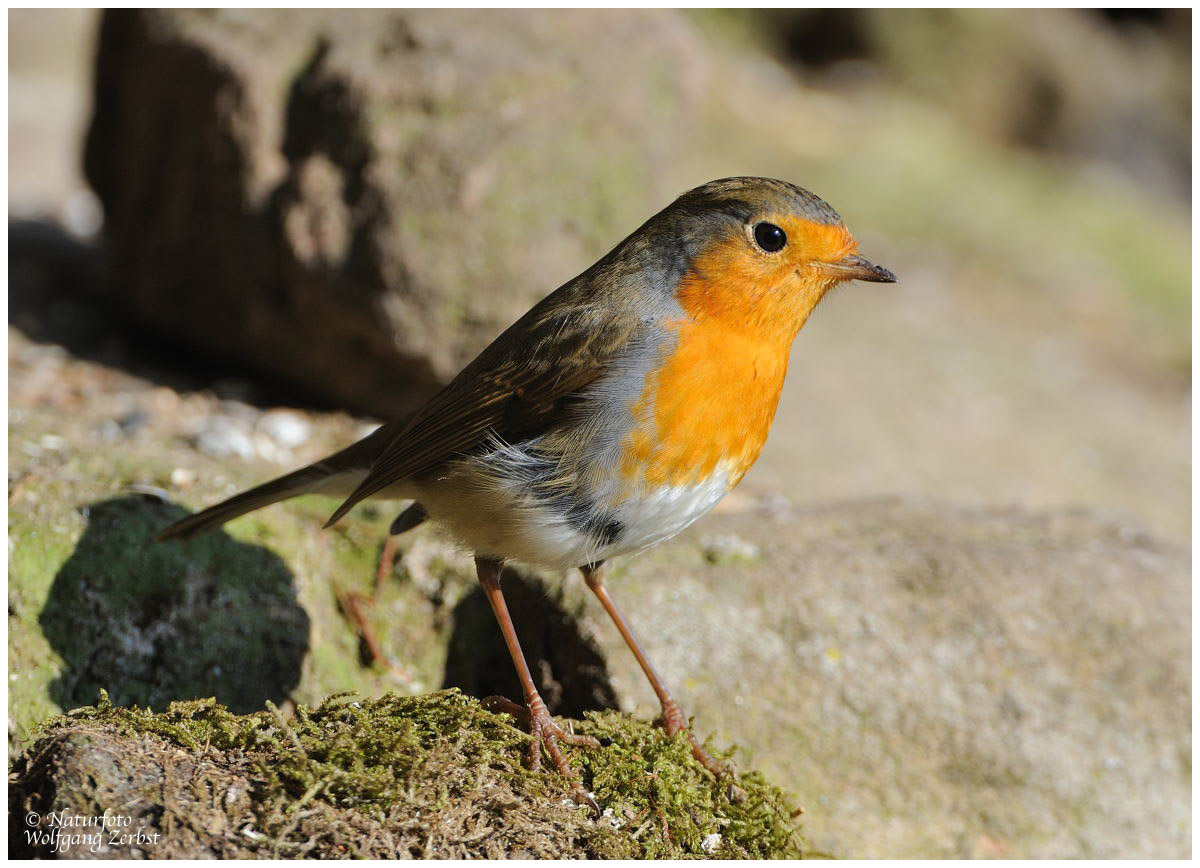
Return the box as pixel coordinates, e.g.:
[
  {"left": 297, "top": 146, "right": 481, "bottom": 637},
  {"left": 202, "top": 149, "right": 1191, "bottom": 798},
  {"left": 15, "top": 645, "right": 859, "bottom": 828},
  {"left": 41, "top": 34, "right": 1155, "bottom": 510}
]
[{"left": 157, "top": 176, "right": 895, "bottom": 808}]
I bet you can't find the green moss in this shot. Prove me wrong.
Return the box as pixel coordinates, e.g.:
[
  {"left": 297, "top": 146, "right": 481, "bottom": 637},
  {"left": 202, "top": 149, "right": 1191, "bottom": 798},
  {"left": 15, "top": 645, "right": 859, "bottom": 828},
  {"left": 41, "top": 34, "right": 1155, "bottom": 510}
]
[
  {"left": 35, "top": 689, "right": 804, "bottom": 858},
  {"left": 574, "top": 709, "right": 802, "bottom": 858}
]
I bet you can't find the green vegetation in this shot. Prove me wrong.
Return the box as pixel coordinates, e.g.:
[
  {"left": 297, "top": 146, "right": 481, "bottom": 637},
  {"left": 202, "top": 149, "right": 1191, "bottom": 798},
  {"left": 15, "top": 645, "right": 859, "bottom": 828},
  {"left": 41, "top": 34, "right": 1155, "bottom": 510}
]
[{"left": 16, "top": 689, "right": 804, "bottom": 858}]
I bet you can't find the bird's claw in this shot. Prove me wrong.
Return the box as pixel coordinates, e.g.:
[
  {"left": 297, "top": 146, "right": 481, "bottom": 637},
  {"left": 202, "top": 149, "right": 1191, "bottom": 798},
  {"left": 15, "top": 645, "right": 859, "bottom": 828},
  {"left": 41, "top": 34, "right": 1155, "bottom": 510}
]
[
  {"left": 482, "top": 694, "right": 601, "bottom": 815},
  {"left": 659, "top": 700, "right": 728, "bottom": 777}
]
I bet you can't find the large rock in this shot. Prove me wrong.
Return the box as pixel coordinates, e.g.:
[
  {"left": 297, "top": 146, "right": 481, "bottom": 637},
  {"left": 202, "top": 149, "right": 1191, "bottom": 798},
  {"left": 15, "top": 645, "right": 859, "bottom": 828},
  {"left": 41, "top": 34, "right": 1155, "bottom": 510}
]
[
  {"left": 570, "top": 497, "right": 1191, "bottom": 858},
  {"left": 84, "top": 9, "right": 704, "bottom": 416}
]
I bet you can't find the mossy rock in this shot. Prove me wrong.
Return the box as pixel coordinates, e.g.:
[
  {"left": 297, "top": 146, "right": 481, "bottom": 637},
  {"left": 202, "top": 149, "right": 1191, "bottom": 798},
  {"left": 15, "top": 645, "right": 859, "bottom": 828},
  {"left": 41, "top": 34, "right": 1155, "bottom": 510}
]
[{"left": 9, "top": 689, "right": 804, "bottom": 858}]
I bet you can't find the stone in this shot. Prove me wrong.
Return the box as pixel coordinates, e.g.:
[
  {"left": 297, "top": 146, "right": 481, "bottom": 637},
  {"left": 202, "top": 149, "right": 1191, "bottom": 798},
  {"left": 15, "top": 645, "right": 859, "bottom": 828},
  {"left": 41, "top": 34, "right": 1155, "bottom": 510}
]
[
  {"left": 83, "top": 9, "right": 705, "bottom": 416},
  {"left": 567, "top": 497, "right": 1191, "bottom": 858}
]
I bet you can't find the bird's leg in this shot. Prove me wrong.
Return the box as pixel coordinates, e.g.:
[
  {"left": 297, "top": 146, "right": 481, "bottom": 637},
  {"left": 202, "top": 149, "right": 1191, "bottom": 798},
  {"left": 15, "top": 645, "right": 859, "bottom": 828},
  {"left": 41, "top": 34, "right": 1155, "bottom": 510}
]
[
  {"left": 333, "top": 551, "right": 412, "bottom": 683},
  {"left": 341, "top": 502, "right": 429, "bottom": 673},
  {"left": 580, "top": 561, "right": 725, "bottom": 776},
  {"left": 376, "top": 501, "right": 428, "bottom": 591},
  {"left": 474, "top": 556, "right": 600, "bottom": 810},
  {"left": 334, "top": 532, "right": 407, "bottom": 678},
  {"left": 375, "top": 534, "right": 398, "bottom": 592}
]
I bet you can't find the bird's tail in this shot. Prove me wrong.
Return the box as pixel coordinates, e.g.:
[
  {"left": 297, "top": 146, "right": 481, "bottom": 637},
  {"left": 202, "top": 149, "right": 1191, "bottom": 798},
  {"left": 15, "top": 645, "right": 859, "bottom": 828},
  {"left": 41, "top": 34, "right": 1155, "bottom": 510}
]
[
  {"left": 155, "top": 463, "right": 364, "bottom": 542},
  {"left": 155, "top": 417, "right": 409, "bottom": 542}
]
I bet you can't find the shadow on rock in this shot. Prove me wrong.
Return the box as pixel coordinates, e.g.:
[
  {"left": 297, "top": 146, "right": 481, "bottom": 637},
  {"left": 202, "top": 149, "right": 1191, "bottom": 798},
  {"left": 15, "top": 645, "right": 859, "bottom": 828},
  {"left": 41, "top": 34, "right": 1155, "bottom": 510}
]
[
  {"left": 9, "top": 219, "right": 106, "bottom": 352},
  {"left": 41, "top": 495, "right": 309, "bottom": 714},
  {"left": 442, "top": 566, "right": 619, "bottom": 718}
]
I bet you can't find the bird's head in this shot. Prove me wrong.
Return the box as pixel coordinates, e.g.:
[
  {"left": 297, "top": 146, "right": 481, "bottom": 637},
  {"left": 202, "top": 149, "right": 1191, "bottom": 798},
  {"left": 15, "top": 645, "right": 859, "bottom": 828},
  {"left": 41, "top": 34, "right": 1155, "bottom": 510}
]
[{"left": 648, "top": 177, "right": 895, "bottom": 342}]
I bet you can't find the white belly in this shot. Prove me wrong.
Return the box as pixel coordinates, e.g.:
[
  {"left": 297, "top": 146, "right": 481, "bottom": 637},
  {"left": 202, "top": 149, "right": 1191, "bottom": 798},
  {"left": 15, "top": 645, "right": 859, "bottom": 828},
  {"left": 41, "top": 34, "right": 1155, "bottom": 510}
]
[{"left": 414, "top": 450, "right": 733, "bottom": 570}]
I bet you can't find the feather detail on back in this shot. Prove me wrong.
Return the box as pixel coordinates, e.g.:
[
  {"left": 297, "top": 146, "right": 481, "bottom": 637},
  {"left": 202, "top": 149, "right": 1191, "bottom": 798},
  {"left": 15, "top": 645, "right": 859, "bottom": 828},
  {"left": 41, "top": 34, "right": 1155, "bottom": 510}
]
[{"left": 324, "top": 277, "right": 656, "bottom": 527}]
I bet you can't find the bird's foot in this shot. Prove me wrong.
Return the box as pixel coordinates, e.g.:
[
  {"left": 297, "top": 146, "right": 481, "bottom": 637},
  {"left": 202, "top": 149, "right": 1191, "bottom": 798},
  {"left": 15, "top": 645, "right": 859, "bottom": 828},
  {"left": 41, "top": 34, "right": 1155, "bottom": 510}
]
[
  {"left": 659, "top": 700, "right": 728, "bottom": 777},
  {"left": 482, "top": 694, "right": 601, "bottom": 814}
]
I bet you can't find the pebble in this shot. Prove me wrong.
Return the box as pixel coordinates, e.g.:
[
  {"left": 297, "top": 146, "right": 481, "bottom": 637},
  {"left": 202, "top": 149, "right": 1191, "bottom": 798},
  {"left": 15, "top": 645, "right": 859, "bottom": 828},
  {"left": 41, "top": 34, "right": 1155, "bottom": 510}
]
[
  {"left": 117, "top": 409, "right": 151, "bottom": 436},
  {"left": 127, "top": 484, "right": 171, "bottom": 503},
  {"left": 258, "top": 410, "right": 312, "bottom": 449},
  {"left": 194, "top": 417, "right": 255, "bottom": 460},
  {"left": 62, "top": 188, "right": 104, "bottom": 238},
  {"left": 171, "top": 467, "right": 198, "bottom": 488},
  {"left": 94, "top": 419, "right": 122, "bottom": 442}
]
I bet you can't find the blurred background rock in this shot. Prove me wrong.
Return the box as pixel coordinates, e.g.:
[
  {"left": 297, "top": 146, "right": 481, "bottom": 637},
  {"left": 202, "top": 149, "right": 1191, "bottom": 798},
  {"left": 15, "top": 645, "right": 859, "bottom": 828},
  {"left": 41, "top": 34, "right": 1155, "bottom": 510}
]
[{"left": 8, "top": 8, "right": 1190, "bottom": 859}]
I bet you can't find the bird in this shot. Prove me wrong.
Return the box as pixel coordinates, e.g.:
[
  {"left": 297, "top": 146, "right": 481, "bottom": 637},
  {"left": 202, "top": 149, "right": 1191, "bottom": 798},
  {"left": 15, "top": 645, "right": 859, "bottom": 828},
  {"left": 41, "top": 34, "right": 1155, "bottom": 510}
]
[{"left": 157, "top": 176, "right": 895, "bottom": 808}]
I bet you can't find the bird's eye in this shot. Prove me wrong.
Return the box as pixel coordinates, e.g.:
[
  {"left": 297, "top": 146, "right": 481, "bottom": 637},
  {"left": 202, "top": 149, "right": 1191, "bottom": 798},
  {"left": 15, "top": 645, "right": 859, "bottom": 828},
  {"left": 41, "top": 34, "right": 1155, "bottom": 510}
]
[{"left": 753, "top": 222, "right": 787, "bottom": 253}]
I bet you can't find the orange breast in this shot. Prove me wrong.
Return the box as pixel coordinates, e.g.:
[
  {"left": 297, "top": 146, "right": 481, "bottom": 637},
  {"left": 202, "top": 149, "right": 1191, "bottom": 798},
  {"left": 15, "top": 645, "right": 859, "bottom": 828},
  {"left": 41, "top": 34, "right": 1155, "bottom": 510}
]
[
  {"left": 616, "top": 222, "right": 844, "bottom": 492},
  {"left": 619, "top": 318, "right": 789, "bottom": 489}
]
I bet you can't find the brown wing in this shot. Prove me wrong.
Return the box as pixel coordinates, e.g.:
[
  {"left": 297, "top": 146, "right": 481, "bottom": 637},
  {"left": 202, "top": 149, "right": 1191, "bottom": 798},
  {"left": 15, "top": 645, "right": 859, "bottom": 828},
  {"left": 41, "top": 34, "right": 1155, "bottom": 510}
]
[{"left": 323, "top": 287, "right": 643, "bottom": 526}]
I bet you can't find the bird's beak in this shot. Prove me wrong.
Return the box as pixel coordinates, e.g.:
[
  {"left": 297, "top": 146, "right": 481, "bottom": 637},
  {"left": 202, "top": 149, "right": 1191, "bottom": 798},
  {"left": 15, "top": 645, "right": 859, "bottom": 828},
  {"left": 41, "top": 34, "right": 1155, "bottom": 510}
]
[{"left": 816, "top": 253, "right": 897, "bottom": 284}]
